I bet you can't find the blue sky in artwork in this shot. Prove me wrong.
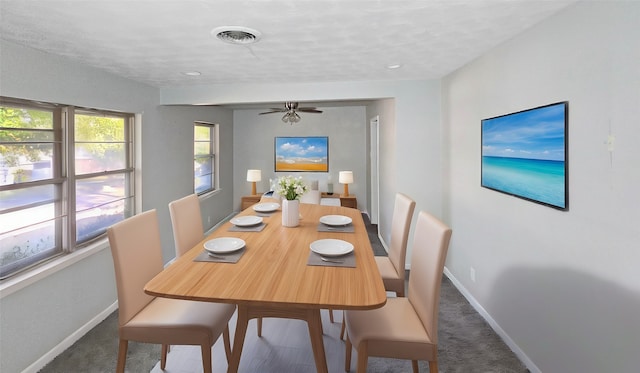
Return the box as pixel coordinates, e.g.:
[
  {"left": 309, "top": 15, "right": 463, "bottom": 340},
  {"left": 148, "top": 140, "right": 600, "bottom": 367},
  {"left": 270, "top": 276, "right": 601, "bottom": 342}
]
[
  {"left": 482, "top": 103, "right": 566, "bottom": 161},
  {"left": 276, "top": 137, "right": 327, "bottom": 158}
]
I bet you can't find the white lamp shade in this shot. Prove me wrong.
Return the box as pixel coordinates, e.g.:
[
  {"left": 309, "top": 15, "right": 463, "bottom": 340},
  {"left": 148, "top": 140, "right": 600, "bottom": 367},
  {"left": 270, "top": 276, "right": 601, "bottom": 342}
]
[
  {"left": 339, "top": 171, "right": 353, "bottom": 184},
  {"left": 247, "top": 169, "right": 262, "bottom": 182}
]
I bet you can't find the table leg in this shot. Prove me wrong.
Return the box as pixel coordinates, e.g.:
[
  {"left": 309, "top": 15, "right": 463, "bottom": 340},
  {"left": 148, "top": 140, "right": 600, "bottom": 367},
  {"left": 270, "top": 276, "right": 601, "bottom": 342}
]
[
  {"left": 306, "top": 309, "right": 329, "bottom": 373},
  {"left": 227, "top": 306, "right": 329, "bottom": 373},
  {"left": 227, "top": 305, "right": 249, "bottom": 373}
]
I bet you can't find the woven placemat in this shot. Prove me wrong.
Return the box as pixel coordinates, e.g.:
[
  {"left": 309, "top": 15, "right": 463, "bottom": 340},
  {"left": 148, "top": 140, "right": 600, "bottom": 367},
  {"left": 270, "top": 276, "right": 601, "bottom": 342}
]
[
  {"left": 193, "top": 248, "right": 245, "bottom": 264},
  {"left": 307, "top": 251, "right": 355, "bottom": 268},
  {"left": 228, "top": 223, "right": 267, "bottom": 232},
  {"left": 316, "top": 223, "right": 354, "bottom": 233}
]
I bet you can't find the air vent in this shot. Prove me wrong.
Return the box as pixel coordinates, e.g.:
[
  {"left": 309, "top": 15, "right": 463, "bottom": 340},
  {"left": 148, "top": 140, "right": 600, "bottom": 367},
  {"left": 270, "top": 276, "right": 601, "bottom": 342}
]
[{"left": 212, "top": 26, "right": 261, "bottom": 45}]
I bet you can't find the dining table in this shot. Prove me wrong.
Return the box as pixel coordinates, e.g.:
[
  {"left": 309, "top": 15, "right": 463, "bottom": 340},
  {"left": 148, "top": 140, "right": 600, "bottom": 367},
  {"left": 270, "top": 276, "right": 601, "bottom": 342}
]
[{"left": 144, "top": 201, "right": 387, "bottom": 373}]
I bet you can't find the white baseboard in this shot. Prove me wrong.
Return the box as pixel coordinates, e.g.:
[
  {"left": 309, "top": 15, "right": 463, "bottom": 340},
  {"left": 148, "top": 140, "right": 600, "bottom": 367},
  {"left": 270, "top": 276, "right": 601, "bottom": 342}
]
[
  {"left": 442, "top": 267, "right": 540, "bottom": 373},
  {"left": 22, "top": 301, "right": 119, "bottom": 373}
]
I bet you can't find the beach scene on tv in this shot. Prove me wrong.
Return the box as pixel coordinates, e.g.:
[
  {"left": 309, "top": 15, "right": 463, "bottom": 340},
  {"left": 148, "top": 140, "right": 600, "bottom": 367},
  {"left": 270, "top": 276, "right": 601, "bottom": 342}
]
[
  {"left": 275, "top": 137, "right": 328, "bottom": 172},
  {"left": 481, "top": 102, "right": 567, "bottom": 209}
]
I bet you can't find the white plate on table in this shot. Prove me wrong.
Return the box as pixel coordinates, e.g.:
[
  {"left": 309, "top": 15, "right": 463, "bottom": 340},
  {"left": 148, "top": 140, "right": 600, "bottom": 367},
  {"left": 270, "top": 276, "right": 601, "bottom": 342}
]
[
  {"left": 204, "top": 237, "right": 246, "bottom": 254},
  {"left": 230, "top": 216, "right": 263, "bottom": 227},
  {"left": 253, "top": 202, "right": 280, "bottom": 213},
  {"left": 310, "top": 239, "right": 354, "bottom": 257},
  {"left": 319, "top": 215, "right": 353, "bottom": 226}
]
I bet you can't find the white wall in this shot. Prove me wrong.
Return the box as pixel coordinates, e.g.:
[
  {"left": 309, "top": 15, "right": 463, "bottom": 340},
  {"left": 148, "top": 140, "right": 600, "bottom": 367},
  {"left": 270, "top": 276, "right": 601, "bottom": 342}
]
[
  {"left": 442, "top": 2, "right": 640, "bottom": 372},
  {"left": 232, "top": 106, "right": 367, "bottom": 211}
]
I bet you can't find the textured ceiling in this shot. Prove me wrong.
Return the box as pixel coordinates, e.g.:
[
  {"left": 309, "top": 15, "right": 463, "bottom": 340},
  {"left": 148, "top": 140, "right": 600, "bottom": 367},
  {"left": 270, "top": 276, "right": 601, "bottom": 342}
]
[{"left": 0, "top": 0, "right": 578, "bottom": 88}]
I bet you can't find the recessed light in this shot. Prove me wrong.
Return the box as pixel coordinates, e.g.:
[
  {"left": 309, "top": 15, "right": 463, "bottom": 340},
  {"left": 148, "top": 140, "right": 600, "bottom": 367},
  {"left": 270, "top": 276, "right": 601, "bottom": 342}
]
[
  {"left": 386, "top": 64, "right": 402, "bottom": 69},
  {"left": 212, "top": 26, "right": 262, "bottom": 45},
  {"left": 182, "top": 71, "right": 201, "bottom": 76}
]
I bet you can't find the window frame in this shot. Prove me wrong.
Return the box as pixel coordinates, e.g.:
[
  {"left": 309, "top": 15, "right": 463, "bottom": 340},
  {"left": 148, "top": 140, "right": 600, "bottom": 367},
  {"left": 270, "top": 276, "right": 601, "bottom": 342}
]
[
  {"left": 193, "top": 121, "right": 218, "bottom": 196},
  {"left": 0, "top": 97, "right": 136, "bottom": 280}
]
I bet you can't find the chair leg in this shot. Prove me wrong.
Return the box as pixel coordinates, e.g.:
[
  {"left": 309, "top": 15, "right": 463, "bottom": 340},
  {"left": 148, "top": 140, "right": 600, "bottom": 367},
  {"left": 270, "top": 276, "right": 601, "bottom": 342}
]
[
  {"left": 222, "top": 324, "right": 232, "bottom": 362},
  {"left": 428, "top": 360, "right": 438, "bottom": 373},
  {"left": 340, "top": 319, "right": 346, "bottom": 340},
  {"left": 344, "top": 334, "right": 352, "bottom": 372},
  {"left": 116, "top": 339, "right": 128, "bottom": 373},
  {"left": 329, "top": 309, "right": 335, "bottom": 323},
  {"left": 201, "top": 344, "right": 212, "bottom": 373},
  {"left": 161, "top": 344, "right": 169, "bottom": 370},
  {"left": 412, "top": 359, "right": 419, "bottom": 373},
  {"left": 356, "top": 341, "right": 368, "bottom": 373},
  {"left": 257, "top": 317, "right": 263, "bottom": 337}
]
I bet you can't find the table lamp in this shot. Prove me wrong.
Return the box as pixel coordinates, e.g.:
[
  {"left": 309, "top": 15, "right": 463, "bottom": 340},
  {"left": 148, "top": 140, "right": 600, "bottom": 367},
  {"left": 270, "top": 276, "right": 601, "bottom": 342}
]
[
  {"left": 247, "top": 169, "right": 261, "bottom": 195},
  {"left": 339, "top": 171, "right": 353, "bottom": 196}
]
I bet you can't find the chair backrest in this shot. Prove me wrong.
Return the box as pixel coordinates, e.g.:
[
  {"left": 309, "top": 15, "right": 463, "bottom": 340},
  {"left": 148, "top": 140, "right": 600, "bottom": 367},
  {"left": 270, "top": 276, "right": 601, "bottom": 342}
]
[
  {"left": 107, "top": 210, "right": 164, "bottom": 327},
  {"left": 407, "top": 211, "right": 452, "bottom": 344},
  {"left": 168, "top": 194, "right": 204, "bottom": 257},
  {"left": 388, "top": 193, "right": 416, "bottom": 281},
  {"left": 300, "top": 190, "right": 321, "bottom": 205}
]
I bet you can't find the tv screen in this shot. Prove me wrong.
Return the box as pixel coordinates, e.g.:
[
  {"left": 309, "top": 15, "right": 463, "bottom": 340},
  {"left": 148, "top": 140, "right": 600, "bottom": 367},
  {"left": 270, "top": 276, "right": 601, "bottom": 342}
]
[{"left": 481, "top": 102, "right": 568, "bottom": 210}]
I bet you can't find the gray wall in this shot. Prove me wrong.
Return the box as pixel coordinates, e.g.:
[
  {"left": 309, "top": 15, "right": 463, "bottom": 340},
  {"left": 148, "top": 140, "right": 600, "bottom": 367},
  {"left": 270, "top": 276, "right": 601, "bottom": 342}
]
[
  {"left": 160, "top": 79, "right": 443, "bottom": 258},
  {"left": 232, "top": 106, "right": 367, "bottom": 211},
  {"left": 6, "top": 3, "right": 635, "bottom": 371},
  {"left": 0, "top": 41, "right": 236, "bottom": 373},
  {"left": 153, "top": 106, "right": 234, "bottom": 261},
  {"left": 441, "top": 2, "right": 640, "bottom": 372}
]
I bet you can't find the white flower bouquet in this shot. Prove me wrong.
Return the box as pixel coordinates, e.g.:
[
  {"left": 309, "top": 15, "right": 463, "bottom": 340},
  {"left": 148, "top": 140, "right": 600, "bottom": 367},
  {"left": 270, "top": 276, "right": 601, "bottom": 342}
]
[{"left": 276, "top": 175, "right": 308, "bottom": 201}]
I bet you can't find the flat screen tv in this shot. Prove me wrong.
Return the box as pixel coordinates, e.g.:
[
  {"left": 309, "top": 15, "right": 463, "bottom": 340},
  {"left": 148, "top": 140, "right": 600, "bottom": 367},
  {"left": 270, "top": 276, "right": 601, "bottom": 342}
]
[
  {"left": 274, "top": 136, "right": 329, "bottom": 172},
  {"left": 481, "top": 102, "right": 568, "bottom": 210}
]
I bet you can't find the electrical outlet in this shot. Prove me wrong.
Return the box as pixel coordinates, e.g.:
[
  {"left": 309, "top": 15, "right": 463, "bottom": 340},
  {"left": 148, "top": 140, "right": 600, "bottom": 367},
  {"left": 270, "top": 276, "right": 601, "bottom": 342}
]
[
  {"left": 207, "top": 216, "right": 211, "bottom": 224},
  {"left": 470, "top": 267, "right": 476, "bottom": 283}
]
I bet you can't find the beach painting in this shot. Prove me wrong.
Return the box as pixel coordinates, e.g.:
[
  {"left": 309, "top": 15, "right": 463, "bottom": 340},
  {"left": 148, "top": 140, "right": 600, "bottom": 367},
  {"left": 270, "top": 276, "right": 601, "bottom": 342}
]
[
  {"left": 274, "top": 136, "right": 328, "bottom": 172},
  {"left": 481, "top": 102, "right": 568, "bottom": 210}
]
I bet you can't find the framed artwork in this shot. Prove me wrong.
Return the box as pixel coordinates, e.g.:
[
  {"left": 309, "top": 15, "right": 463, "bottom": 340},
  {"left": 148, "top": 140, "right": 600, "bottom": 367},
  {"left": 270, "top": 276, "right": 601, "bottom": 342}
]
[
  {"left": 481, "top": 102, "right": 568, "bottom": 210},
  {"left": 274, "top": 136, "right": 328, "bottom": 172}
]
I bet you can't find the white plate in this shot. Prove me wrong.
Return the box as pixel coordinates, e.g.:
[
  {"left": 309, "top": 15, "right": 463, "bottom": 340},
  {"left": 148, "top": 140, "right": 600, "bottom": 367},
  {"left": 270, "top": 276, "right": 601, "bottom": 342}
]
[
  {"left": 310, "top": 239, "right": 354, "bottom": 257},
  {"left": 230, "top": 216, "right": 263, "bottom": 227},
  {"left": 319, "top": 215, "right": 353, "bottom": 226},
  {"left": 253, "top": 202, "right": 280, "bottom": 212},
  {"left": 204, "top": 237, "right": 246, "bottom": 254}
]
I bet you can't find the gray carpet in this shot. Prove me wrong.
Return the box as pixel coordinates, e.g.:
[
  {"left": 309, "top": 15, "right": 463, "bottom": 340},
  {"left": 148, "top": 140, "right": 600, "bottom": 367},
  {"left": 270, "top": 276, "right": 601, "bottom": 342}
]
[{"left": 40, "top": 215, "right": 527, "bottom": 372}]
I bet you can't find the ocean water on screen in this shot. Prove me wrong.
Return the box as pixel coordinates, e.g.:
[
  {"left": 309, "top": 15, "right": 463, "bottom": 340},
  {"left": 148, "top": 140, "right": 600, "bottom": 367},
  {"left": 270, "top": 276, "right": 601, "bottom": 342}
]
[{"left": 482, "top": 156, "right": 565, "bottom": 208}]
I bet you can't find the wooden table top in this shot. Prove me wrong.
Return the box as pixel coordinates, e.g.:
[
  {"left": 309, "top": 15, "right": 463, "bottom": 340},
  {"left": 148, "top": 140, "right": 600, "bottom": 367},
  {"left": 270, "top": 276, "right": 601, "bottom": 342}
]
[{"left": 144, "top": 203, "right": 386, "bottom": 310}]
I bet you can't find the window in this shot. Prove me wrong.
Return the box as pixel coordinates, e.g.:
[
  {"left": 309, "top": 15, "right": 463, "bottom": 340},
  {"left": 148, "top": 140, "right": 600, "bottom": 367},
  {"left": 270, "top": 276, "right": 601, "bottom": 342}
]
[
  {"left": 194, "top": 122, "right": 217, "bottom": 195},
  {"left": 0, "top": 98, "right": 135, "bottom": 279}
]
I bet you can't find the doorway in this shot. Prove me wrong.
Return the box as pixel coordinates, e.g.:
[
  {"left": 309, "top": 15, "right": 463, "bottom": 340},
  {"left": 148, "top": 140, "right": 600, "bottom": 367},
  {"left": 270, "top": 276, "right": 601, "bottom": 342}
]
[{"left": 369, "top": 116, "right": 379, "bottom": 225}]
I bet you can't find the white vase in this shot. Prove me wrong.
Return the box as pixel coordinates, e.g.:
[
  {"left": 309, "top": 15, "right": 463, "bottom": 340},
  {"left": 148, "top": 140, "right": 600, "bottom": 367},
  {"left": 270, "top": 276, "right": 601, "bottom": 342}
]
[{"left": 281, "top": 199, "right": 300, "bottom": 227}]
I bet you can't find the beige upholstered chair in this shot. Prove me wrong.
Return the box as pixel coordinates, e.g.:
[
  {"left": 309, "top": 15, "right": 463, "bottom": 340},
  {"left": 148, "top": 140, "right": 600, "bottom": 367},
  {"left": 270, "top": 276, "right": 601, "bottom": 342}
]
[
  {"left": 376, "top": 192, "right": 416, "bottom": 297},
  {"left": 343, "top": 211, "right": 452, "bottom": 373},
  {"left": 107, "top": 210, "right": 235, "bottom": 373},
  {"left": 168, "top": 194, "right": 204, "bottom": 257},
  {"left": 168, "top": 194, "right": 265, "bottom": 336},
  {"left": 339, "top": 192, "right": 415, "bottom": 338},
  {"left": 300, "top": 189, "right": 321, "bottom": 204}
]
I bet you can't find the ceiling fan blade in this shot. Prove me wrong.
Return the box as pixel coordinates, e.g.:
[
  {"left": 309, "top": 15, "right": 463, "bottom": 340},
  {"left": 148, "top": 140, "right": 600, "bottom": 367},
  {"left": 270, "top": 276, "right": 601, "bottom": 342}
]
[
  {"left": 298, "top": 109, "right": 323, "bottom": 113},
  {"left": 259, "top": 109, "right": 286, "bottom": 115}
]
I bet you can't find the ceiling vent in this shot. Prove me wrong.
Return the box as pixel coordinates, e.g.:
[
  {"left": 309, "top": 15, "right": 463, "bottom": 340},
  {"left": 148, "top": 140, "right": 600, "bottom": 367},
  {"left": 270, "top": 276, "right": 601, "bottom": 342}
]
[{"left": 212, "top": 26, "right": 261, "bottom": 45}]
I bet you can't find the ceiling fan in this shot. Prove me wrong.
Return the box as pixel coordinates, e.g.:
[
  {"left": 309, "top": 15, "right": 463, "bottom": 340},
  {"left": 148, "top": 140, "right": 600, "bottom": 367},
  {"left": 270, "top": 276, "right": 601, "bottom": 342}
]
[{"left": 259, "top": 102, "right": 322, "bottom": 124}]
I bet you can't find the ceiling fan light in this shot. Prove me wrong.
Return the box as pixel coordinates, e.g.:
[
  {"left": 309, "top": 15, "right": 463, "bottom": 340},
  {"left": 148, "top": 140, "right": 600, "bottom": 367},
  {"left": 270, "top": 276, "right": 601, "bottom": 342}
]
[{"left": 263, "top": 102, "right": 322, "bottom": 124}]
